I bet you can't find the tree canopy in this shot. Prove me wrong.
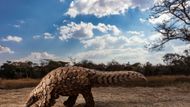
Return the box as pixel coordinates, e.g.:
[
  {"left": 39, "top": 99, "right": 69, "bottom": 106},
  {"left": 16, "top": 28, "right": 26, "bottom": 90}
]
[{"left": 150, "top": 0, "right": 190, "bottom": 50}]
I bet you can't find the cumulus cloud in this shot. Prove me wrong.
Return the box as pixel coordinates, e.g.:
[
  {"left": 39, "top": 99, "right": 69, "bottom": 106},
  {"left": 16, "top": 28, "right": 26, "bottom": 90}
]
[
  {"left": 59, "top": 22, "right": 94, "bottom": 41},
  {"left": 148, "top": 14, "right": 172, "bottom": 25},
  {"left": 75, "top": 42, "right": 190, "bottom": 64},
  {"left": 74, "top": 48, "right": 165, "bottom": 64},
  {"left": 75, "top": 30, "right": 190, "bottom": 64},
  {"left": 65, "top": 0, "right": 155, "bottom": 18},
  {"left": 81, "top": 34, "right": 128, "bottom": 49},
  {"left": 58, "top": 22, "right": 120, "bottom": 41},
  {"left": 2, "top": 35, "right": 23, "bottom": 43},
  {"left": 65, "top": 29, "right": 162, "bottom": 64},
  {"left": 65, "top": 0, "right": 132, "bottom": 18},
  {"left": 147, "top": 32, "right": 163, "bottom": 41},
  {"left": 0, "top": 45, "right": 14, "bottom": 54},
  {"left": 81, "top": 32, "right": 145, "bottom": 49},
  {"left": 43, "top": 32, "right": 55, "bottom": 39},
  {"left": 95, "top": 23, "right": 121, "bottom": 35},
  {"left": 172, "top": 44, "right": 190, "bottom": 54},
  {"left": 18, "top": 52, "right": 57, "bottom": 62}
]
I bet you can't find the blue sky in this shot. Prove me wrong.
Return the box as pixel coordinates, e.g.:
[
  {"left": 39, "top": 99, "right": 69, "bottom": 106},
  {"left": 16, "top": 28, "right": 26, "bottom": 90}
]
[{"left": 0, "top": 0, "right": 189, "bottom": 65}]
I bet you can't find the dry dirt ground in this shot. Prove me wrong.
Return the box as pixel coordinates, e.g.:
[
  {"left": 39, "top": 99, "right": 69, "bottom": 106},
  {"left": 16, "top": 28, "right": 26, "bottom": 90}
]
[{"left": 1, "top": 84, "right": 190, "bottom": 107}]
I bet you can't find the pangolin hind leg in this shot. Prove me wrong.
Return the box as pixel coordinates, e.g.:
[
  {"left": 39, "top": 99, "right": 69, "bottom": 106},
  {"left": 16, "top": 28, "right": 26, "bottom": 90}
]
[
  {"left": 64, "top": 95, "right": 78, "bottom": 107},
  {"left": 81, "top": 87, "right": 95, "bottom": 107}
]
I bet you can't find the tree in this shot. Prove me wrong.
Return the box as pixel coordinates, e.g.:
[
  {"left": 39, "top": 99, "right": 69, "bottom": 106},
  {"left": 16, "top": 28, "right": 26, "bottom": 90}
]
[
  {"left": 143, "top": 62, "right": 155, "bottom": 76},
  {"left": 106, "top": 60, "right": 125, "bottom": 71},
  {"left": 0, "top": 61, "right": 15, "bottom": 78},
  {"left": 162, "top": 50, "right": 190, "bottom": 75},
  {"left": 163, "top": 53, "right": 184, "bottom": 65},
  {"left": 75, "top": 59, "right": 97, "bottom": 69},
  {"left": 150, "top": 0, "right": 190, "bottom": 50}
]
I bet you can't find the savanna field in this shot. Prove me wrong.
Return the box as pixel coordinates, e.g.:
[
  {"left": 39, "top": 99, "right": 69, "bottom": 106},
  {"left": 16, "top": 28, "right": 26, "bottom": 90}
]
[
  {"left": 1, "top": 76, "right": 190, "bottom": 107},
  {"left": 0, "top": 0, "right": 190, "bottom": 107}
]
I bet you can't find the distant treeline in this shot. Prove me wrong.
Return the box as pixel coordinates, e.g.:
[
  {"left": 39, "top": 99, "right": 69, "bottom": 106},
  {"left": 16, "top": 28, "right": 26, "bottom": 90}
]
[{"left": 0, "top": 50, "right": 190, "bottom": 79}]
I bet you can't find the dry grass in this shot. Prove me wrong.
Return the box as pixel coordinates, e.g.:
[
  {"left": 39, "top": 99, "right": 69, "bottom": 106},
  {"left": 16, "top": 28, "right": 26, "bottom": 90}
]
[
  {"left": 0, "top": 78, "right": 40, "bottom": 89},
  {"left": 146, "top": 75, "right": 190, "bottom": 87},
  {"left": 116, "top": 75, "right": 190, "bottom": 87},
  {"left": 1, "top": 86, "right": 190, "bottom": 107},
  {"left": 1, "top": 76, "right": 190, "bottom": 107},
  {"left": 1, "top": 75, "right": 190, "bottom": 89},
  {"left": 148, "top": 75, "right": 190, "bottom": 81}
]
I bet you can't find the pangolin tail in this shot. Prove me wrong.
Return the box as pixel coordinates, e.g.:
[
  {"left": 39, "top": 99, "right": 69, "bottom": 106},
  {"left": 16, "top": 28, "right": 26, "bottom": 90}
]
[{"left": 89, "top": 70, "right": 147, "bottom": 87}]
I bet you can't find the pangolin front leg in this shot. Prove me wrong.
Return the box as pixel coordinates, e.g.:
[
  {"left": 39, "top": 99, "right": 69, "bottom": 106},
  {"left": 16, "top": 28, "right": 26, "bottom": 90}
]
[
  {"left": 37, "top": 96, "right": 56, "bottom": 107},
  {"left": 37, "top": 89, "right": 59, "bottom": 107},
  {"left": 64, "top": 95, "right": 78, "bottom": 107}
]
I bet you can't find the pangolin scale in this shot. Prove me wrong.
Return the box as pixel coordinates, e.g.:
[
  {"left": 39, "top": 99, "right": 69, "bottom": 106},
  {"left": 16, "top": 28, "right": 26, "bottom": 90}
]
[{"left": 25, "top": 66, "right": 147, "bottom": 107}]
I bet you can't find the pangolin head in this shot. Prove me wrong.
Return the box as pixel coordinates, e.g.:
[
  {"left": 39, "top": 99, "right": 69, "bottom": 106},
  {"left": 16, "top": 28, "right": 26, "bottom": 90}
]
[{"left": 24, "top": 88, "right": 41, "bottom": 107}]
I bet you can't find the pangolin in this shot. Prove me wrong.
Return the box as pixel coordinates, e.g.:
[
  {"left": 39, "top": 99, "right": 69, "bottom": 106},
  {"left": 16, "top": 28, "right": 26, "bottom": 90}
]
[{"left": 25, "top": 66, "right": 147, "bottom": 107}]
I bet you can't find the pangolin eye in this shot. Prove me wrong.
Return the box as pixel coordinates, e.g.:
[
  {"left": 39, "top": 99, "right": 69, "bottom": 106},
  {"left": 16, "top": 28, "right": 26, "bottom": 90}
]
[{"left": 31, "top": 96, "right": 35, "bottom": 100}]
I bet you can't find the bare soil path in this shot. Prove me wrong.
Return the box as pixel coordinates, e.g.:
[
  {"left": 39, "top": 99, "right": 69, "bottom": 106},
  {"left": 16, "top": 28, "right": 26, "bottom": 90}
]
[{"left": 1, "top": 84, "right": 190, "bottom": 107}]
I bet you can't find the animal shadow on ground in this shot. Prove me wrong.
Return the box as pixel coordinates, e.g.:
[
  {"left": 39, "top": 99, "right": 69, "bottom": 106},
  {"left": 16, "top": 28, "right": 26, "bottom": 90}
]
[{"left": 74, "top": 101, "right": 127, "bottom": 107}]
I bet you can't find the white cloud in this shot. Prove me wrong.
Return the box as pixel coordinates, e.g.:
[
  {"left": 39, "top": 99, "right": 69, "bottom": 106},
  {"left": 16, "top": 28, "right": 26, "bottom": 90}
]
[
  {"left": 75, "top": 31, "right": 190, "bottom": 64},
  {"left": 33, "top": 33, "right": 55, "bottom": 40},
  {"left": 18, "top": 52, "right": 57, "bottom": 62},
  {"left": 74, "top": 48, "right": 165, "bottom": 64},
  {"left": 148, "top": 14, "right": 172, "bottom": 25},
  {"left": 43, "top": 32, "right": 54, "bottom": 39},
  {"left": 131, "top": 0, "right": 153, "bottom": 11},
  {"left": 139, "top": 18, "right": 147, "bottom": 23},
  {"left": 13, "top": 24, "right": 21, "bottom": 28},
  {"left": 75, "top": 41, "right": 190, "bottom": 64},
  {"left": 154, "top": 0, "right": 164, "bottom": 4},
  {"left": 75, "top": 49, "right": 112, "bottom": 60},
  {"left": 2, "top": 35, "right": 23, "bottom": 43},
  {"left": 95, "top": 23, "right": 121, "bottom": 35},
  {"left": 65, "top": 0, "right": 132, "bottom": 18},
  {"left": 0, "top": 45, "right": 14, "bottom": 54},
  {"left": 59, "top": 0, "right": 64, "bottom": 3},
  {"left": 11, "top": 20, "right": 25, "bottom": 28},
  {"left": 187, "top": 1, "right": 190, "bottom": 6},
  {"left": 81, "top": 34, "right": 128, "bottom": 49},
  {"left": 127, "top": 31, "right": 144, "bottom": 36},
  {"left": 33, "top": 35, "right": 41, "bottom": 39},
  {"left": 172, "top": 44, "right": 190, "bottom": 54},
  {"left": 65, "top": 0, "right": 154, "bottom": 18},
  {"left": 128, "top": 35, "right": 145, "bottom": 45},
  {"left": 59, "top": 22, "right": 94, "bottom": 41},
  {"left": 160, "top": 40, "right": 190, "bottom": 55},
  {"left": 148, "top": 32, "right": 163, "bottom": 41},
  {"left": 58, "top": 22, "right": 120, "bottom": 41},
  {"left": 81, "top": 32, "right": 146, "bottom": 49}
]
